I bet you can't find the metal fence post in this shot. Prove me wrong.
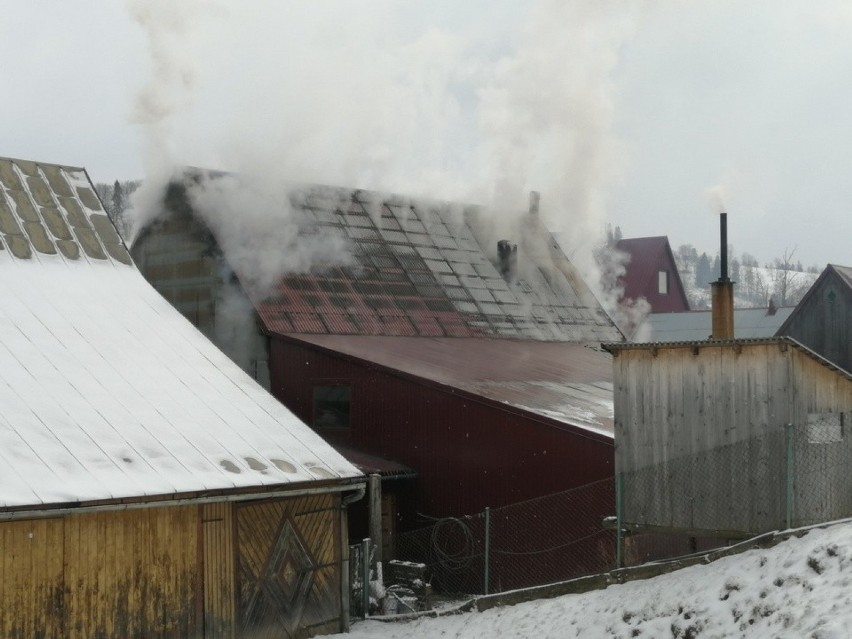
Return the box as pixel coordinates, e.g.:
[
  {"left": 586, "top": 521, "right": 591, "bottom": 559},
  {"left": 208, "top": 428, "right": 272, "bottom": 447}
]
[
  {"left": 785, "top": 423, "right": 794, "bottom": 529},
  {"left": 361, "top": 538, "right": 371, "bottom": 618},
  {"left": 483, "top": 507, "right": 491, "bottom": 595},
  {"left": 616, "top": 473, "right": 624, "bottom": 569}
]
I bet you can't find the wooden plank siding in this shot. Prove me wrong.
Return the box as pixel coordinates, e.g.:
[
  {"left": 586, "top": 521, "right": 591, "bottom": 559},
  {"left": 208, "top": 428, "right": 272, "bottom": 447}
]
[
  {"left": 63, "top": 506, "right": 200, "bottom": 639},
  {"left": 202, "top": 502, "right": 236, "bottom": 639},
  {"left": 236, "top": 493, "right": 343, "bottom": 639},
  {"left": 0, "top": 518, "right": 65, "bottom": 639},
  {"left": 614, "top": 341, "right": 852, "bottom": 535},
  {"left": 780, "top": 267, "right": 852, "bottom": 374},
  {"left": 0, "top": 493, "right": 346, "bottom": 639}
]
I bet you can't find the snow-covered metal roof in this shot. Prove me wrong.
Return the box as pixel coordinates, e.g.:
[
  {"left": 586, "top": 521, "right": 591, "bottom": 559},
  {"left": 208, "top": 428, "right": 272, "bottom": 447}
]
[
  {"left": 0, "top": 157, "right": 361, "bottom": 511},
  {"left": 637, "top": 307, "right": 795, "bottom": 342}
]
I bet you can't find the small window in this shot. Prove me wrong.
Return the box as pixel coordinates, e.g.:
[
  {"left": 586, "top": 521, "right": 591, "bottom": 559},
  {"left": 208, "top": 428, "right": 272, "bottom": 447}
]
[
  {"left": 658, "top": 270, "right": 669, "bottom": 295},
  {"left": 807, "top": 412, "right": 844, "bottom": 444},
  {"left": 313, "top": 385, "right": 351, "bottom": 429}
]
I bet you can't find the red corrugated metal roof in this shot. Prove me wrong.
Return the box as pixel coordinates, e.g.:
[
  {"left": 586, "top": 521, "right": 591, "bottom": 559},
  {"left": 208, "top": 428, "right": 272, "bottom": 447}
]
[
  {"left": 287, "top": 334, "right": 614, "bottom": 436},
  {"left": 334, "top": 446, "right": 416, "bottom": 479}
]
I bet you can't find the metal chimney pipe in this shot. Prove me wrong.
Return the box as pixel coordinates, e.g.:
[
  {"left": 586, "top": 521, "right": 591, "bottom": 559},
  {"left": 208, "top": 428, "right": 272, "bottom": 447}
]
[
  {"left": 711, "top": 212, "right": 735, "bottom": 339},
  {"left": 529, "top": 191, "right": 540, "bottom": 216}
]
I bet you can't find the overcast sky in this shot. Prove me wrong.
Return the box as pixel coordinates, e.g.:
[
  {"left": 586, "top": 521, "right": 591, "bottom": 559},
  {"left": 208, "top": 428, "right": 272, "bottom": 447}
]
[{"left": 2, "top": 1, "right": 851, "bottom": 269}]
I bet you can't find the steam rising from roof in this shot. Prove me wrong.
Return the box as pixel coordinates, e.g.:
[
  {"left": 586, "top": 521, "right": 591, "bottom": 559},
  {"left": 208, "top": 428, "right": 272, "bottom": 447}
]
[
  {"left": 126, "top": 1, "right": 641, "bottom": 305},
  {"left": 186, "top": 174, "right": 353, "bottom": 298}
]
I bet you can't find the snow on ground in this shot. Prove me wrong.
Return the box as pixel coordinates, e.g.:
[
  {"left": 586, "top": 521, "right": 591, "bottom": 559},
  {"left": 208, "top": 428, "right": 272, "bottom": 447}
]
[{"left": 334, "top": 521, "right": 852, "bottom": 638}]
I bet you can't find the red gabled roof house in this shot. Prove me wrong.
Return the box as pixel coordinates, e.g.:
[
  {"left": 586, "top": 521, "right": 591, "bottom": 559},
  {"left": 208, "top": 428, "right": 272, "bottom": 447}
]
[{"left": 616, "top": 236, "right": 690, "bottom": 313}]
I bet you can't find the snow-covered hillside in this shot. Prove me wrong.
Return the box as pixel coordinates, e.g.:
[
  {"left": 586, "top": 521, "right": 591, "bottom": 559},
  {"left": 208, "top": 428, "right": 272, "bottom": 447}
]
[
  {"left": 335, "top": 520, "right": 852, "bottom": 638},
  {"left": 675, "top": 258, "right": 819, "bottom": 311}
]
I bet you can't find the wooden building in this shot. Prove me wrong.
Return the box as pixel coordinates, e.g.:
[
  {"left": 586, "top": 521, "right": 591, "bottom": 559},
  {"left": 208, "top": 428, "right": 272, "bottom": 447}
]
[
  {"left": 131, "top": 174, "right": 623, "bottom": 532},
  {"left": 605, "top": 337, "right": 852, "bottom": 537},
  {"left": 0, "top": 157, "right": 364, "bottom": 638},
  {"left": 777, "top": 263, "right": 852, "bottom": 374}
]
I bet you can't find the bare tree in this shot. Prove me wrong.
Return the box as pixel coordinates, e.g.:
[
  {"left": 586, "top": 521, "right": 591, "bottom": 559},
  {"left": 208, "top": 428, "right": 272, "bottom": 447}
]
[{"left": 771, "top": 246, "right": 801, "bottom": 306}]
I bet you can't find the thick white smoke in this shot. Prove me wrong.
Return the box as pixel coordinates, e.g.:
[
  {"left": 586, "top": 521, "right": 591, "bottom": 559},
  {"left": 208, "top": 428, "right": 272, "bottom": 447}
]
[
  {"left": 124, "top": 0, "right": 217, "bottom": 242},
  {"left": 186, "top": 174, "right": 352, "bottom": 299},
  {"left": 126, "top": 1, "right": 644, "bottom": 321}
]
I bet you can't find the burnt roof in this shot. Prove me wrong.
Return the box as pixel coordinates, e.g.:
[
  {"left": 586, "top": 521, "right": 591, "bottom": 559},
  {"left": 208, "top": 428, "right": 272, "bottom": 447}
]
[
  {"left": 288, "top": 334, "right": 615, "bottom": 438},
  {"left": 155, "top": 174, "right": 623, "bottom": 343}
]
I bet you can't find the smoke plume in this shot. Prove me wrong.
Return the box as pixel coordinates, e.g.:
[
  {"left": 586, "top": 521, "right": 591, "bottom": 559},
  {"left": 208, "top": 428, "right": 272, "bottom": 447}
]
[{"left": 125, "top": 1, "right": 643, "bottom": 317}]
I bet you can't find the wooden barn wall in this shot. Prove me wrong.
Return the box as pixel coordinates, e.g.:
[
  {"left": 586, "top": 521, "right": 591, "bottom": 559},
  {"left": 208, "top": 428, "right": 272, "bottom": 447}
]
[
  {"left": 0, "top": 506, "right": 199, "bottom": 639},
  {"left": 613, "top": 343, "right": 852, "bottom": 534},
  {"left": 613, "top": 344, "right": 793, "bottom": 533},
  {"left": 0, "top": 518, "right": 65, "bottom": 638},
  {"left": 781, "top": 271, "right": 852, "bottom": 374},
  {"left": 789, "top": 352, "right": 852, "bottom": 526},
  {"left": 236, "top": 493, "right": 342, "bottom": 639},
  {"left": 202, "top": 502, "right": 236, "bottom": 639},
  {"left": 0, "top": 494, "right": 346, "bottom": 639},
  {"left": 270, "top": 339, "right": 614, "bottom": 519}
]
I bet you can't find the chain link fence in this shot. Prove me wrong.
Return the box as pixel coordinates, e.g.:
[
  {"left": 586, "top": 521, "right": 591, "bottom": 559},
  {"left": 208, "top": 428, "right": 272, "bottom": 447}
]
[
  {"left": 617, "top": 414, "right": 852, "bottom": 562},
  {"left": 349, "top": 415, "right": 852, "bottom": 613},
  {"left": 392, "top": 478, "right": 616, "bottom": 597}
]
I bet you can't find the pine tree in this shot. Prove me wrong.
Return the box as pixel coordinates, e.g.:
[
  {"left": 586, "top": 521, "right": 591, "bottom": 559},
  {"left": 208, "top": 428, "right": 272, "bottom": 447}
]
[
  {"left": 112, "top": 180, "right": 124, "bottom": 219},
  {"left": 696, "top": 253, "right": 713, "bottom": 288}
]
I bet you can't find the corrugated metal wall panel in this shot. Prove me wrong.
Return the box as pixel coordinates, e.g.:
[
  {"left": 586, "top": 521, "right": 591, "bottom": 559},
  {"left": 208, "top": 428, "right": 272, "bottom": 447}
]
[{"left": 271, "top": 339, "right": 614, "bottom": 518}]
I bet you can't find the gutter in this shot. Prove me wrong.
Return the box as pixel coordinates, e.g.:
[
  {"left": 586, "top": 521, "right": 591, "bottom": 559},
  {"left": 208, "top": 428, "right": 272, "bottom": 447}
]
[{"left": 0, "top": 478, "right": 367, "bottom": 522}]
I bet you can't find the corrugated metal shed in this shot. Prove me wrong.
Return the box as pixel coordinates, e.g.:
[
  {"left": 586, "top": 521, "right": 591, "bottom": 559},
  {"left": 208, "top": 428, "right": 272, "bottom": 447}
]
[
  {"left": 638, "top": 306, "right": 795, "bottom": 342},
  {"left": 289, "top": 334, "right": 614, "bottom": 436},
  {"left": 0, "top": 156, "right": 361, "bottom": 512}
]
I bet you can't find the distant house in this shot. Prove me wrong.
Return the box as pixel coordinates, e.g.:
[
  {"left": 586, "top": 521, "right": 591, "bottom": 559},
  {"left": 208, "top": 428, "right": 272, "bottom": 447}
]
[
  {"left": 616, "top": 236, "right": 690, "bottom": 313},
  {"left": 635, "top": 304, "right": 794, "bottom": 343},
  {"left": 132, "top": 174, "right": 623, "bottom": 540},
  {"left": 776, "top": 264, "right": 852, "bottom": 374},
  {"left": 0, "top": 157, "right": 364, "bottom": 639},
  {"left": 604, "top": 337, "right": 852, "bottom": 538}
]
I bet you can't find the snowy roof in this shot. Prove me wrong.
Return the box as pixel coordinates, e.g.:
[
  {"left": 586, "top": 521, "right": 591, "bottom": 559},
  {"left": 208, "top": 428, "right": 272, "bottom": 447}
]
[
  {"left": 0, "top": 157, "right": 361, "bottom": 512},
  {"left": 289, "top": 334, "right": 614, "bottom": 438},
  {"left": 636, "top": 307, "right": 795, "bottom": 342}
]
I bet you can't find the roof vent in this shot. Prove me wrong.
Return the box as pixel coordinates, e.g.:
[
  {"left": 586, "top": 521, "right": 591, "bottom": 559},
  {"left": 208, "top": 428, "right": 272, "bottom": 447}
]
[
  {"left": 497, "top": 240, "right": 518, "bottom": 283},
  {"left": 529, "top": 190, "right": 540, "bottom": 216}
]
